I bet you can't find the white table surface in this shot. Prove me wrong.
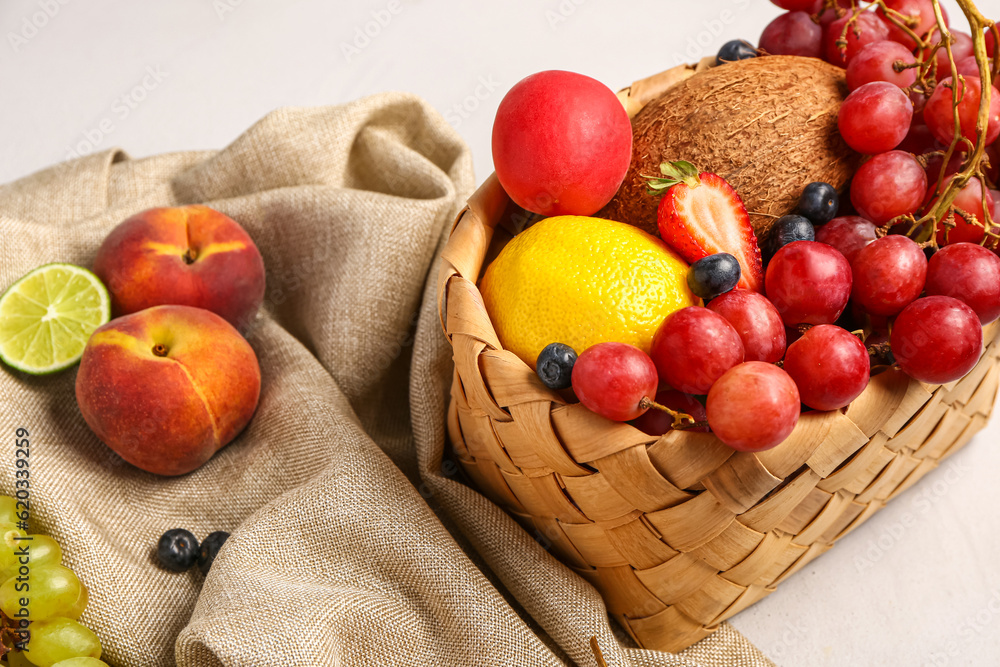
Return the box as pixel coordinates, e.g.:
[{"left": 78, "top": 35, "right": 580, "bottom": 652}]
[{"left": 3, "top": 1, "right": 1000, "bottom": 665}]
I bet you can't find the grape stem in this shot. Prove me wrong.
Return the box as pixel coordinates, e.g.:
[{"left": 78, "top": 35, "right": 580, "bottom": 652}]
[
  {"left": 866, "top": 0, "right": 997, "bottom": 251},
  {"left": 639, "top": 396, "right": 697, "bottom": 429},
  {"left": 590, "top": 637, "right": 609, "bottom": 667}
]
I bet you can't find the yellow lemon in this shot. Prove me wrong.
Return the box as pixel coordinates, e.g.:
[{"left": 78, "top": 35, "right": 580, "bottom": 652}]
[{"left": 480, "top": 216, "right": 699, "bottom": 368}]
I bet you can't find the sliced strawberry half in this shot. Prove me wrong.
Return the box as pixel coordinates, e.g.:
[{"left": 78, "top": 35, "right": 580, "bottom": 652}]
[{"left": 648, "top": 161, "right": 764, "bottom": 293}]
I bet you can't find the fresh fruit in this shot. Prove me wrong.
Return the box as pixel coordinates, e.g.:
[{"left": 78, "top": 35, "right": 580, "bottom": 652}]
[
  {"left": 815, "top": 215, "right": 877, "bottom": 262},
  {"left": 0, "top": 264, "right": 110, "bottom": 375},
  {"left": 935, "top": 31, "right": 975, "bottom": 79},
  {"left": 600, "top": 57, "right": 857, "bottom": 244},
  {"left": 772, "top": 215, "right": 816, "bottom": 253},
  {"left": 930, "top": 177, "right": 995, "bottom": 246},
  {"left": 877, "top": 0, "right": 946, "bottom": 50},
  {"left": 23, "top": 617, "right": 102, "bottom": 666},
  {"left": 850, "top": 151, "right": 928, "bottom": 224},
  {"left": 51, "top": 659, "right": 111, "bottom": 667},
  {"left": 157, "top": 528, "right": 200, "bottom": 572},
  {"left": 571, "top": 343, "right": 658, "bottom": 422},
  {"left": 632, "top": 390, "right": 709, "bottom": 435},
  {"left": 650, "top": 307, "right": 745, "bottom": 395},
  {"left": 824, "top": 11, "right": 890, "bottom": 68},
  {"left": 491, "top": 70, "right": 631, "bottom": 217},
  {"left": 846, "top": 40, "right": 918, "bottom": 90},
  {"left": 480, "top": 216, "right": 698, "bottom": 368},
  {"left": 924, "top": 77, "right": 1000, "bottom": 148},
  {"left": 707, "top": 290, "right": 787, "bottom": 363},
  {"left": 798, "top": 182, "right": 839, "bottom": 225},
  {"left": 760, "top": 12, "right": 824, "bottom": 58},
  {"left": 0, "top": 533, "right": 62, "bottom": 580},
  {"left": 838, "top": 82, "right": 913, "bottom": 154},
  {"left": 535, "top": 343, "right": 577, "bottom": 390},
  {"left": 783, "top": 325, "right": 870, "bottom": 410},
  {"left": 925, "top": 243, "right": 1000, "bottom": 324},
  {"left": 198, "top": 531, "right": 230, "bottom": 575},
  {"left": 648, "top": 162, "right": 763, "bottom": 292},
  {"left": 769, "top": 0, "right": 822, "bottom": 11},
  {"left": 686, "top": 253, "right": 741, "bottom": 301},
  {"left": 851, "top": 235, "right": 928, "bottom": 316},
  {"left": 891, "top": 296, "right": 983, "bottom": 384},
  {"left": 0, "top": 564, "right": 84, "bottom": 621},
  {"left": 706, "top": 362, "right": 801, "bottom": 452},
  {"left": 956, "top": 55, "right": 998, "bottom": 89},
  {"left": 717, "top": 40, "right": 757, "bottom": 65},
  {"left": 75, "top": 305, "right": 262, "bottom": 476},
  {"left": 765, "top": 241, "right": 853, "bottom": 326},
  {"left": 93, "top": 206, "right": 265, "bottom": 330}
]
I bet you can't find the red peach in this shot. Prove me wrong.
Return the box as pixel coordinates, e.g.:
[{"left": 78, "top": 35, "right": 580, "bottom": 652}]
[
  {"left": 75, "top": 305, "right": 261, "bottom": 476},
  {"left": 94, "top": 205, "right": 265, "bottom": 329}
]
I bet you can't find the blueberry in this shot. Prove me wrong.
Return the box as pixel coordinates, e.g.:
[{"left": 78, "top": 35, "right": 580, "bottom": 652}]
[
  {"left": 157, "top": 529, "right": 199, "bottom": 572},
  {"left": 687, "top": 253, "right": 742, "bottom": 301},
  {"left": 536, "top": 343, "right": 577, "bottom": 390},
  {"left": 717, "top": 40, "right": 757, "bottom": 65},
  {"left": 773, "top": 215, "right": 816, "bottom": 253},
  {"left": 198, "top": 531, "right": 230, "bottom": 575},
  {"left": 798, "top": 182, "right": 839, "bottom": 225}
]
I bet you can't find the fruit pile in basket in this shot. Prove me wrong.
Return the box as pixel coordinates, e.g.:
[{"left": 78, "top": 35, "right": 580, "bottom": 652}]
[{"left": 481, "top": 0, "right": 1000, "bottom": 455}]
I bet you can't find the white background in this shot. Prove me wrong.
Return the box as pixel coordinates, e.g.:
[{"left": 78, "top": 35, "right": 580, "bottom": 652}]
[{"left": 2, "top": 1, "right": 1000, "bottom": 665}]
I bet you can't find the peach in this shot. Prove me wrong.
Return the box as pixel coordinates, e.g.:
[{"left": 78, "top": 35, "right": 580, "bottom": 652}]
[
  {"left": 75, "top": 305, "right": 261, "bottom": 476},
  {"left": 94, "top": 205, "right": 265, "bottom": 329}
]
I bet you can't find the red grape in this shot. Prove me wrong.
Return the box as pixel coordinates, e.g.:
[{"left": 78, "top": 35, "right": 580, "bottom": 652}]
[
  {"left": 890, "top": 296, "right": 983, "bottom": 384},
  {"left": 815, "top": 215, "right": 878, "bottom": 263},
  {"left": 825, "top": 11, "right": 890, "bottom": 68},
  {"left": 850, "top": 151, "right": 928, "bottom": 224},
  {"left": 760, "top": 11, "right": 824, "bottom": 59},
  {"left": 923, "top": 151, "right": 966, "bottom": 185},
  {"left": 706, "top": 362, "right": 801, "bottom": 452},
  {"left": 847, "top": 40, "right": 918, "bottom": 90},
  {"left": 839, "top": 82, "right": 913, "bottom": 154},
  {"left": 930, "top": 176, "right": 995, "bottom": 246},
  {"left": 706, "top": 290, "right": 787, "bottom": 363},
  {"left": 770, "top": 0, "right": 823, "bottom": 11},
  {"left": 925, "top": 242, "right": 1000, "bottom": 324},
  {"left": 765, "top": 241, "right": 853, "bottom": 326},
  {"left": 955, "top": 55, "right": 999, "bottom": 90},
  {"left": 632, "top": 390, "right": 709, "bottom": 435},
  {"left": 650, "top": 307, "right": 744, "bottom": 394},
  {"left": 784, "top": 325, "right": 871, "bottom": 410},
  {"left": 571, "top": 342, "right": 658, "bottom": 422},
  {"left": 878, "top": 0, "right": 947, "bottom": 50},
  {"left": 936, "top": 32, "right": 976, "bottom": 80},
  {"left": 924, "top": 76, "right": 1000, "bottom": 148},
  {"left": 897, "top": 117, "right": 942, "bottom": 155},
  {"left": 851, "top": 235, "right": 928, "bottom": 316}
]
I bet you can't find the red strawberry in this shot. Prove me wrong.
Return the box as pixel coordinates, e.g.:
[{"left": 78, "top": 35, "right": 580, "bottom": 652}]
[{"left": 647, "top": 161, "right": 764, "bottom": 293}]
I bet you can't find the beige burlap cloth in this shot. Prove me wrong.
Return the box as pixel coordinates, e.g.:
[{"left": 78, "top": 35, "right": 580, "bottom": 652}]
[{"left": 0, "top": 93, "right": 776, "bottom": 667}]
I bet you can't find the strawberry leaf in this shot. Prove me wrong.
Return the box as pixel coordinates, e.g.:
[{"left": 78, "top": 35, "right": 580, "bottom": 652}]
[{"left": 644, "top": 161, "right": 702, "bottom": 196}]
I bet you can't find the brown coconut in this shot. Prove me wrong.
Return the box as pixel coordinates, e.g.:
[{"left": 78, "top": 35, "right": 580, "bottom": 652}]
[{"left": 599, "top": 56, "right": 860, "bottom": 247}]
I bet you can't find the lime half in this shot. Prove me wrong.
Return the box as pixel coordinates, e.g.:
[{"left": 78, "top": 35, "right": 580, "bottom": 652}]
[{"left": 0, "top": 263, "right": 111, "bottom": 375}]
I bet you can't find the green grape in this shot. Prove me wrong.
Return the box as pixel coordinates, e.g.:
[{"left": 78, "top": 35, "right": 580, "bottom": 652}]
[
  {"left": 0, "top": 534, "right": 63, "bottom": 581},
  {"left": 23, "top": 617, "right": 101, "bottom": 667},
  {"left": 0, "top": 496, "right": 19, "bottom": 524},
  {"left": 51, "top": 659, "right": 110, "bottom": 667},
  {"left": 0, "top": 564, "right": 83, "bottom": 621},
  {"left": 8, "top": 650, "right": 35, "bottom": 667},
  {"left": 64, "top": 583, "right": 88, "bottom": 621}
]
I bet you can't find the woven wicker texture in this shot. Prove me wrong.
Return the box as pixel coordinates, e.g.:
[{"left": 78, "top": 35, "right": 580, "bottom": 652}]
[{"left": 437, "top": 66, "right": 1000, "bottom": 648}]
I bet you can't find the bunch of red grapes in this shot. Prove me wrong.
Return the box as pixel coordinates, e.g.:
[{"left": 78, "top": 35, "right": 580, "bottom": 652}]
[{"left": 537, "top": 0, "right": 1000, "bottom": 455}]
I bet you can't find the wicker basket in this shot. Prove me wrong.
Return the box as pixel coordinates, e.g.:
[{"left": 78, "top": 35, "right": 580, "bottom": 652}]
[{"left": 436, "top": 64, "right": 1000, "bottom": 653}]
